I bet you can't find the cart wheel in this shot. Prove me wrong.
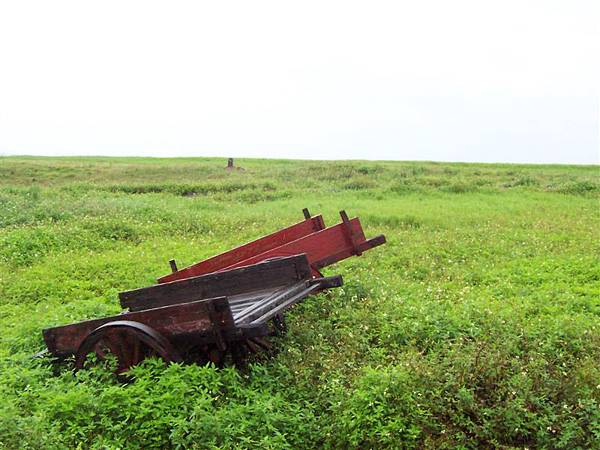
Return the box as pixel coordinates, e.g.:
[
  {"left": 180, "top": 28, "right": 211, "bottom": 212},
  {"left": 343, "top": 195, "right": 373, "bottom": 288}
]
[{"left": 74, "top": 320, "right": 182, "bottom": 374}]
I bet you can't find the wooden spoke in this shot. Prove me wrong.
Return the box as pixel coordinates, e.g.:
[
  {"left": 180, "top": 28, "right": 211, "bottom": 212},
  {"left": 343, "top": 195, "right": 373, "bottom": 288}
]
[
  {"left": 245, "top": 339, "right": 260, "bottom": 353},
  {"left": 251, "top": 337, "right": 272, "bottom": 350},
  {"left": 75, "top": 321, "right": 181, "bottom": 374}
]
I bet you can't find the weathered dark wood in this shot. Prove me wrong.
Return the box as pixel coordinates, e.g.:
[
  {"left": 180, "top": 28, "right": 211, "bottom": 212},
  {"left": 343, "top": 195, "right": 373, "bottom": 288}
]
[
  {"left": 310, "top": 275, "right": 344, "bottom": 289},
  {"left": 43, "top": 296, "right": 234, "bottom": 357},
  {"left": 234, "top": 280, "right": 319, "bottom": 324},
  {"left": 233, "top": 275, "right": 342, "bottom": 325},
  {"left": 226, "top": 276, "right": 341, "bottom": 317},
  {"left": 158, "top": 213, "right": 326, "bottom": 283},
  {"left": 121, "top": 254, "right": 312, "bottom": 312},
  {"left": 252, "top": 336, "right": 272, "bottom": 350},
  {"left": 74, "top": 320, "right": 183, "bottom": 373},
  {"left": 207, "top": 301, "right": 226, "bottom": 351},
  {"left": 245, "top": 338, "right": 260, "bottom": 353}
]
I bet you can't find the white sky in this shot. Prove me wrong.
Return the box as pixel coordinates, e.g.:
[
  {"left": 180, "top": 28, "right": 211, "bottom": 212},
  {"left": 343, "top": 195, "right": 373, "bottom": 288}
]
[{"left": 0, "top": 0, "right": 599, "bottom": 164}]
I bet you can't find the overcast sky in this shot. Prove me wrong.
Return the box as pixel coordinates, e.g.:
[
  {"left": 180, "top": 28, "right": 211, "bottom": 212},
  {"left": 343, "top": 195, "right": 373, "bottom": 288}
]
[{"left": 0, "top": 1, "right": 598, "bottom": 164}]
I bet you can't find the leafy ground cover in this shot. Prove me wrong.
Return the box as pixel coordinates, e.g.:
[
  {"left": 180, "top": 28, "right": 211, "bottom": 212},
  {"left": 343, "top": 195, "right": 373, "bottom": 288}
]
[{"left": 0, "top": 156, "right": 599, "bottom": 449}]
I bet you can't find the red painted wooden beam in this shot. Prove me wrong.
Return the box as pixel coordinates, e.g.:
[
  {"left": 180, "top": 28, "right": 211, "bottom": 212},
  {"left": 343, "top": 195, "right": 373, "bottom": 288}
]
[
  {"left": 159, "top": 213, "right": 325, "bottom": 283},
  {"left": 217, "top": 216, "right": 385, "bottom": 274},
  {"left": 159, "top": 214, "right": 385, "bottom": 281}
]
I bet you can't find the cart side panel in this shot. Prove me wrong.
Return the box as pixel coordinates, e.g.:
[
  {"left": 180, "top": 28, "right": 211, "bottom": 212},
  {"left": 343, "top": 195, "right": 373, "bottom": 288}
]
[
  {"left": 43, "top": 297, "right": 232, "bottom": 357},
  {"left": 215, "top": 218, "right": 385, "bottom": 273},
  {"left": 158, "top": 215, "right": 325, "bottom": 283},
  {"left": 120, "top": 254, "right": 311, "bottom": 312}
]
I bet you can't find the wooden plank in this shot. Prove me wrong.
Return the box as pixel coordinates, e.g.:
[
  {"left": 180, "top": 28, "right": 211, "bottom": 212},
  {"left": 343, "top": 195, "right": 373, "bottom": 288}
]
[
  {"left": 248, "top": 286, "right": 318, "bottom": 324},
  {"left": 43, "top": 297, "right": 233, "bottom": 357},
  {"left": 234, "top": 281, "right": 317, "bottom": 324},
  {"left": 238, "top": 275, "right": 343, "bottom": 325},
  {"left": 207, "top": 217, "right": 385, "bottom": 274},
  {"left": 228, "top": 276, "right": 342, "bottom": 319},
  {"left": 120, "top": 254, "right": 312, "bottom": 312},
  {"left": 158, "top": 214, "right": 325, "bottom": 283},
  {"left": 231, "top": 275, "right": 343, "bottom": 325},
  {"left": 228, "top": 289, "right": 277, "bottom": 305}
]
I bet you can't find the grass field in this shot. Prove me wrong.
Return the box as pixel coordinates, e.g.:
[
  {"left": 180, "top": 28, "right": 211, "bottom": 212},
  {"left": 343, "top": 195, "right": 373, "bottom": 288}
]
[{"left": 0, "top": 156, "right": 599, "bottom": 449}]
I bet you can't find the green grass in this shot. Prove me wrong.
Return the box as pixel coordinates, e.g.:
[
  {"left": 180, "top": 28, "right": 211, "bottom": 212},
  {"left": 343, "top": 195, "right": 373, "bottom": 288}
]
[{"left": 1, "top": 156, "right": 599, "bottom": 449}]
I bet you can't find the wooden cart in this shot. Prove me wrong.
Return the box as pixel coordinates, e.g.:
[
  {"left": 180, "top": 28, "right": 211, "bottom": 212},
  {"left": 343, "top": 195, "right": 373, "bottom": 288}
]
[
  {"left": 43, "top": 255, "right": 341, "bottom": 373},
  {"left": 42, "top": 210, "right": 385, "bottom": 374}
]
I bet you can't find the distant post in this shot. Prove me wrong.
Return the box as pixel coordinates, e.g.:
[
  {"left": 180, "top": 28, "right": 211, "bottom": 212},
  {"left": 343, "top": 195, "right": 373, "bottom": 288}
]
[{"left": 225, "top": 157, "right": 243, "bottom": 171}]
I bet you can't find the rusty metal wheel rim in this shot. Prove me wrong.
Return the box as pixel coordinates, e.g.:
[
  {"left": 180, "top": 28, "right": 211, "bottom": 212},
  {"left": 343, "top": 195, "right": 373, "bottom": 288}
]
[{"left": 74, "top": 320, "right": 182, "bottom": 373}]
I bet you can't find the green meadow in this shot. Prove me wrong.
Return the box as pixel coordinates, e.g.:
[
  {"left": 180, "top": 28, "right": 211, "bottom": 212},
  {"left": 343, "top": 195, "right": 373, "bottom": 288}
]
[{"left": 0, "top": 156, "right": 599, "bottom": 449}]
